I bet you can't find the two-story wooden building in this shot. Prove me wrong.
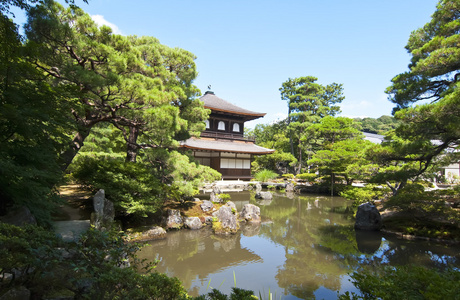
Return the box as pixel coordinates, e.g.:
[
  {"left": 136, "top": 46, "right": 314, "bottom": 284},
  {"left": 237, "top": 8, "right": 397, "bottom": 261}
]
[{"left": 181, "top": 91, "right": 274, "bottom": 180}]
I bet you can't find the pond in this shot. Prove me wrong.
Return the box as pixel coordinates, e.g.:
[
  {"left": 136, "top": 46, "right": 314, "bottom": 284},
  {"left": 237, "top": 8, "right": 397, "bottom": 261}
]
[{"left": 138, "top": 191, "right": 460, "bottom": 299}]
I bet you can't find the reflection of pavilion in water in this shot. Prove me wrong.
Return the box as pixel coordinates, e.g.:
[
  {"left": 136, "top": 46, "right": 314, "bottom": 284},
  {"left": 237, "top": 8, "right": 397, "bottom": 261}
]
[{"left": 139, "top": 225, "right": 262, "bottom": 292}]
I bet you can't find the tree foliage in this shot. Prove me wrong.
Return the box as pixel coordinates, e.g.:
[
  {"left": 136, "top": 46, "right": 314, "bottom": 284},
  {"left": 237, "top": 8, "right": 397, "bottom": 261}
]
[
  {"left": 25, "top": 0, "right": 208, "bottom": 167},
  {"left": 308, "top": 117, "right": 372, "bottom": 187},
  {"left": 384, "top": 0, "right": 460, "bottom": 175},
  {"left": 356, "top": 115, "right": 400, "bottom": 135},
  {"left": 0, "top": 13, "right": 73, "bottom": 223},
  {"left": 1, "top": 0, "right": 214, "bottom": 224},
  {"left": 279, "top": 76, "right": 345, "bottom": 173}
]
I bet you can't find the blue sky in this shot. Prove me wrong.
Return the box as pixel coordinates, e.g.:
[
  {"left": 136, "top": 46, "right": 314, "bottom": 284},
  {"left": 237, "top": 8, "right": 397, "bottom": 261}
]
[{"left": 14, "top": 0, "right": 438, "bottom": 127}]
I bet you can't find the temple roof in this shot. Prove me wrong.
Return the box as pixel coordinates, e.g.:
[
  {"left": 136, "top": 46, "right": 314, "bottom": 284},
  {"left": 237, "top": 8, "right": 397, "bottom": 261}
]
[
  {"left": 363, "top": 132, "right": 385, "bottom": 144},
  {"left": 200, "top": 91, "right": 266, "bottom": 121},
  {"left": 181, "top": 137, "right": 274, "bottom": 155}
]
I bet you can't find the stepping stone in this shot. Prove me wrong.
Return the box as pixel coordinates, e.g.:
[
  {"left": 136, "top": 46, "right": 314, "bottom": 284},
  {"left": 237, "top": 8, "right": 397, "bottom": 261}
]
[{"left": 54, "top": 220, "right": 91, "bottom": 242}]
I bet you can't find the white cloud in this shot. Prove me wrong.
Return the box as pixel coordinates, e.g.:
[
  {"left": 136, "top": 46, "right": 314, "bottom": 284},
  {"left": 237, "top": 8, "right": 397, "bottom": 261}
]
[{"left": 91, "top": 15, "right": 122, "bottom": 35}]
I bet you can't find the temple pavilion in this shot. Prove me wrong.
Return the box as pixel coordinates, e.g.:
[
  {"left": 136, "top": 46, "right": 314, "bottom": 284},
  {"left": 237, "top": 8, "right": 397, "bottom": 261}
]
[{"left": 181, "top": 91, "right": 274, "bottom": 180}]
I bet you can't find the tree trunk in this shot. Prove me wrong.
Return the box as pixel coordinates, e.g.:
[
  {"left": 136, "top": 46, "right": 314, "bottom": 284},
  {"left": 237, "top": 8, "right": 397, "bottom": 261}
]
[
  {"left": 126, "top": 125, "right": 140, "bottom": 163},
  {"left": 59, "top": 126, "right": 92, "bottom": 172},
  {"left": 297, "top": 148, "right": 303, "bottom": 174},
  {"left": 288, "top": 106, "right": 294, "bottom": 158},
  {"left": 386, "top": 180, "right": 407, "bottom": 197},
  {"left": 331, "top": 172, "right": 334, "bottom": 196}
]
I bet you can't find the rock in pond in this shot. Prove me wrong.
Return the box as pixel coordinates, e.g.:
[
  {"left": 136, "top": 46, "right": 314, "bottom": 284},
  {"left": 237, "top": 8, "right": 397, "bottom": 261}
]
[
  {"left": 184, "top": 217, "right": 203, "bottom": 230},
  {"left": 355, "top": 202, "right": 382, "bottom": 231},
  {"left": 165, "top": 209, "right": 184, "bottom": 229},
  {"left": 255, "top": 182, "right": 262, "bottom": 193},
  {"left": 255, "top": 191, "right": 273, "bottom": 200},
  {"left": 200, "top": 200, "right": 214, "bottom": 212},
  {"left": 212, "top": 205, "right": 238, "bottom": 234},
  {"left": 285, "top": 182, "right": 295, "bottom": 193},
  {"left": 225, "top": 201, "right": 237, "bottom": 213},
  {"left": 129, "top": 226, "right": 167, "bottom": 241},
  {"left": 240, "top": 204, "right": 261, "bottom": 223}
]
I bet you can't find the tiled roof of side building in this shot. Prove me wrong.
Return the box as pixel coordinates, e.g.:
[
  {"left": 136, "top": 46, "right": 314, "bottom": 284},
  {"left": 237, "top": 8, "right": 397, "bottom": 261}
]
[
  {"left": 363, "top": 132, "right": 385, "bottom": 144},
  {"left": 200, "top": 91, "right": 266, "bottom": 120},
  {"left": 181, "top": 137, "right": 275, "bottom": 155}
]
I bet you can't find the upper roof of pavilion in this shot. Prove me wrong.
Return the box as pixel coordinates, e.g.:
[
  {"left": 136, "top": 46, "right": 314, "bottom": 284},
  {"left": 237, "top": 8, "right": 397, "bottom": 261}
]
[{"left": 200, "top": 91, "right": 266, "bottom": 121}]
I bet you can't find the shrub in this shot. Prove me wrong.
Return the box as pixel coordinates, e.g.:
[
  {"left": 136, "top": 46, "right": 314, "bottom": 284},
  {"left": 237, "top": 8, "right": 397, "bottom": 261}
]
[
  {"left": 385, "top": 183, "right": 444, "bottom": 212},
  {"left": 0, "top": 223, "right": 188, "bottom": 299},
  {"left": 219, "top": 194, "right": 231, "bottom": 202},
  {"left": 338, "top": 265, "right": 460, "bottom": 300},
  {"left": 282, "top": 173, "right": 295, "bottom": 180},
  {"left": 340, "top": 185, "right": 385, "bottom": 208},
  {"left": 71, "top": 157, "right": 164, "bottom": 219},
  {"left": 254, "top": 169, "right": 278, "bottom": 182},
  {"left": 296, "top": 173, "right": 318, "bottom": 182}
]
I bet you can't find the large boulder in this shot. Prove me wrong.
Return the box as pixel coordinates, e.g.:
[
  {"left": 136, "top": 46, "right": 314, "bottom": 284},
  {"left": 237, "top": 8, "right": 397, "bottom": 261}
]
[
  {"left": 212, "top": 206, "right": 238, "bottom": 234},
  {"left": 165, "top": 209, "right": 184, "bottom": 229},
  {"left": 240, "top": 204, "right": 261, "bottom": 223},
  {"left": 209, "top": 184, "right": 224, "bottom": 203},
  {"left": 200, "top": 200, "right": 214, "bottom": 212},
  {"left": 0, "top": 286, "right": 30, "bottom": 300},
  {"left": 0, "top": 206, "right": 36, "bottom": 226},
  {"left": 129, "top": 226, "right": 167, "bottom": 242},
  {"left": 184, "top": 217, "right": 203, "bottom": 230},
  {"left": 91, "top": 189, "right": 115, "bottom": 231},
  {"left": 225, "top": 201, "right": 237, "bottom": 214},
  {"left": 355, "top": 202, "right": 382, "bottom": 231},
  {"left": 255, "top": 191, "right": 272, "bottom": 200}
]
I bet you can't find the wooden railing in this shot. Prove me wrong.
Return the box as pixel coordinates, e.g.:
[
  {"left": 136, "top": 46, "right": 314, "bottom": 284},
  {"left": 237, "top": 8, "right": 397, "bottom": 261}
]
[{"left": 200, "top": 131, "right": 255, "bottom": 142}]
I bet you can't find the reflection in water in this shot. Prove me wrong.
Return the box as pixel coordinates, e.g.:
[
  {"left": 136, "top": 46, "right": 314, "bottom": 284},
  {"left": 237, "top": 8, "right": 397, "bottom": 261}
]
[
  {"left": 138, "top": 191, "right": 460, "bottom": 299},
  {"left": 355, "top": 230, "right": 383, "bottom": 254}
]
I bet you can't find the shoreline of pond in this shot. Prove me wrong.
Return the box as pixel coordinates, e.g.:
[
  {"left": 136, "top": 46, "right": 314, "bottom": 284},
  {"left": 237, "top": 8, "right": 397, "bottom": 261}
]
[{"left": 55, "top": 183, "right": 460, "bottom": 245}]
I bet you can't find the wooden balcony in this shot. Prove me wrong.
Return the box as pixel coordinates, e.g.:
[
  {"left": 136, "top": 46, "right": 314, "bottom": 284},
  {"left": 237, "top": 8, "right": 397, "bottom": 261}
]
[{"left": 200, "top": 131, "right": 255, "bottom": 142}]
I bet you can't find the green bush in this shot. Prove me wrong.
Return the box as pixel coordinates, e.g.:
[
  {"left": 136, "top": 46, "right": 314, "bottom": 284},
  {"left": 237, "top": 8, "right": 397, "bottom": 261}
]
[
  {"left": 340, "top": 185, "right": 385, "bottom": 208},
  {"left": 219, "top": 193, "right": 231, "bottom": 203},
  {"left": 0, "top": 223, "right": 188, "bottom": 299},
  {"left": 296, "top": 173, "right": 318, "bottom": 182},
  {"left": 339, "top": 265, "right": 460, "bottom": 300},
  {"left": 71, "top": 157, "right": 164, "bottom": 219},
  {"left": 282, "top": 173, "right": 295, "bottom": 180},
  {"left": 254, "top": 169, "right": 278, "bottom": 182},
  {"left": 385, "top": 183, "right": 444, "bottom": 212}
]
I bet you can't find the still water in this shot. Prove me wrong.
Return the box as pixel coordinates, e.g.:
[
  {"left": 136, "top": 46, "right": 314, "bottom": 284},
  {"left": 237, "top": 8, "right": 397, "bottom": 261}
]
[{"left": 138, "top": 191, "right": 460, "bottom": 299}]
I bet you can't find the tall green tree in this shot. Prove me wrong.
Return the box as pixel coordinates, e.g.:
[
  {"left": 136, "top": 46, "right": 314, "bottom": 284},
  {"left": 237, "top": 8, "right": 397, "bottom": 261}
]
[
  {"left": 249, "top": 120, "right": 297, "bottom": 174},
  {"left": 307, "top": 117, "right": 370, "bottom": 193},
  {"left": 279, "top": 76, "right": 344, "bottom": 173},
  {"left": 0, "top": 13, "right": 73, "bottom": 223},
  {"left": 25, "top": 0, "right": 208, "bottom": 168},
  {"left": 385, "top": 0, "right": 460, "bottom": 173}
]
